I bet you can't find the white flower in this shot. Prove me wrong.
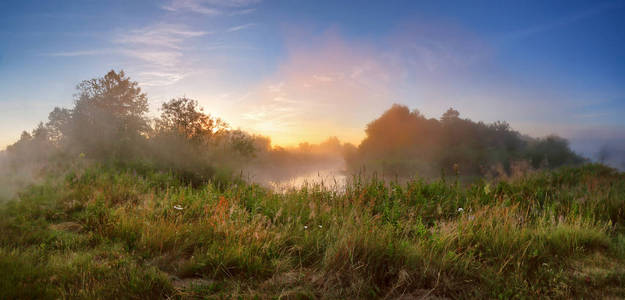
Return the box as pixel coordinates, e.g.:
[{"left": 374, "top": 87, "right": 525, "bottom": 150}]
[
  {"left": 173, "top": 205, "right": 184, "bottom": 210},
  {"left": 457, "top": 207, "right": 464, "bottom": 212},
  {"left": 318, "top": 225, "right": 323, "bottom": 228},
  {"left": 304, "top": 225, "right": 308, "bottom": 229}
]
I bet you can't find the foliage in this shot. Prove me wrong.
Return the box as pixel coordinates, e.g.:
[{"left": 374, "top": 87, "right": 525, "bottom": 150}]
[
  {"left": 348, "top": 104, "right": 585, "bottom": 177},
  {"left": 0, "top": 163, "right": 624, "bottom": 298},
  {"left": 3, "top": 72, "right": 588, "bottom": 189},
  {"left": 3, "top": 71, "right": 259, "bottom": 187},
  {"left": 2, "top": 71, "right": 611, "bottom": 298},
  {"left": 155, "top": 97, "right": 228, "bottom": 144},
  {"left": 71, "top": 70, "right": 150, "bottom": 159}
]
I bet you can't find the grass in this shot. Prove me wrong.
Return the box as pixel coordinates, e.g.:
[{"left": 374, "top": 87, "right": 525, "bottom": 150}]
[{"left": 1, "top": 163, "right": 625, "bottom": 298}]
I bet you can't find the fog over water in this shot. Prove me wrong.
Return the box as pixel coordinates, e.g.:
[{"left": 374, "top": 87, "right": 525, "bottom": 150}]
[
  {"left": 0, "top": 70, "right": 622, "bottom": 201},
  {"left": 265, "top": 166, "right": 347, "bottom": 192},
  {"left": 239, "top": 155, "right": 347, "bottom": 192}
]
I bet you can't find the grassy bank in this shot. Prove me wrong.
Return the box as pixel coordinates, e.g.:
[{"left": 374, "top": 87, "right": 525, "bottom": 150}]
[{"left": 1, "top": 164, "right": 625, "bottom": 299}]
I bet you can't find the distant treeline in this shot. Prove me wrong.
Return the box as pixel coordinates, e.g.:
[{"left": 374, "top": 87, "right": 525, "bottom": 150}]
[
  {"left": 3, "top": 70, "right": 585, "bottom": 186},
  {"left": 2, "top": 70, "right": 342, "bottom": 186},
  {"left": 344, "top": 104, "right": 585, "bottom": 178}
]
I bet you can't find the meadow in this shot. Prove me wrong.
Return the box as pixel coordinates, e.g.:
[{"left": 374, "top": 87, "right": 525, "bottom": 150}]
[
  {"left": 1, "top": 161, "right": 624, "bottom": 299},
  {"left": 1, "top": 70, "right": 624, "bottom": 299}
]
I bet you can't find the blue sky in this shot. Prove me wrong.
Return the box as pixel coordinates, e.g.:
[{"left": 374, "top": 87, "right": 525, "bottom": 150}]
[{"left": 1, "top": 0, "right": 624, "bottom": 158}]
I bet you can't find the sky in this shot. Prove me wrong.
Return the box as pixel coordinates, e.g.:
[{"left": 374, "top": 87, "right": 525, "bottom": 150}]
[{"left": 1, "top": 0, "right": 624, "bottom": 159}]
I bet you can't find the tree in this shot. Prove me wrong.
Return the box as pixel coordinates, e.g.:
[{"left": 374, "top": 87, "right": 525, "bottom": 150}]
[
  {"left": 5, "top": 124, "right": 55, "bottom": 166},
  {"left": 227, "top": 130, "right": 256, "bottom": 158},
  {"left": 75, "top": 70, "right": 148, "bottom": 120},
  {"left": 360, "top": 104, "right": 423, "bottom": 156},
  {"left": 155, "top": 97, "right": 228, "bottom": 144},
  {"left": 524, "top": 135, "right": 584, "bottom": 168},
  {"left": 46, "top": 107, "right": 71, "bottom": 145},
  {"left": 150, "top": 97, "right": 239, "bottom": 185},
  {"left": 441, "top": 108, "right": 460, "bottom": 123},
  {"left": 71, "top": 70, "right": 149, "bottom": 158},
  {"left": 6, "top": 131, "right": 33, "bottom": 154},
  {"left": 346, "top": 103, "right": 584, "bottom": 177},
  {"left": 31, "top": 122, "right": 50, "bottom": 142}
]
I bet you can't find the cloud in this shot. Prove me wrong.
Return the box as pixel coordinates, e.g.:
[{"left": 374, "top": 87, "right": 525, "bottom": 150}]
[
  {"left": 161, "top": 0, "right": 261, "bottom": 15},
  {"left": 232, "top": 32, "right": 396, "bottom": 145},
  {"left": 204, "top": 0, "right": 262, "bottom": 7},
  {"left": 42, "top": 24, "right": 208, "bottom": 86},
  {"left": 120, "top": 49, "right": 183, "bottom": 68},
  {"left": 114, "top": 24, "right": 210, "bottom": 49},
  {"left": 44, "top": 49, "right": 111, "bottom": 57},
  {"left": 113, "top": 24, "right": 209, "bottom": 86},
  {"left": 386, "top": 22, "right": 490, "bottom": 75},
  {"left": 225, "top": 24, "right": 496, "bottom": 145},
  {"left": 229, "top": 8, "right": 256, "bottom": 16},
  {"left": 136, "top": 71, "right": 185, "bottom": 87},
  {"left": 227, "top": 21, "right": 614, "bottom": 148},
  {"left": 162, "top": 0, "right": 222, "bottom": 15},
  {"left": 312, "top": 75, "right": 334, "bottom": 82},
  {"left": 226, "top": 23, "right": 256, "bottom": 32},
  {"left": 501, "top": 1, "right": 624, "bottom": 42}
]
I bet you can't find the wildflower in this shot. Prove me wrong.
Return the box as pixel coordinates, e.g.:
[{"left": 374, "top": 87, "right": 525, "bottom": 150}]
[
  {"left": 304, "top": 225, "right": 308, "bottom": 229},
  {"left": 457, "top": 207, "right": 464, "bottom": 213},
  {"left": 318, "top": 225, "right": 322, "bottom": 228},
  {"left": 174, "top": 205, "right": 184, "bottom": 210},
  {"left": 483, "top": 183, "right": 491, "bottom": 195}
]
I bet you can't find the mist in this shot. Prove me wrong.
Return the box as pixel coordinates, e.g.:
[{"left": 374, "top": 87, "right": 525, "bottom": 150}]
[
  {"left": 596, "top": 142, "right": 625, "bottom": 171},
  {"left": 241, "top": 136, "right": 350, "bottom": 190},
  {"left": 0, "top": 130, "right": 60, "bottom": 201},
  {"left": 0, "top": 70, "right": 607, "bottom": 197},
  {"left": 0, "top": 71, "right": 352, "bottom": 194}
]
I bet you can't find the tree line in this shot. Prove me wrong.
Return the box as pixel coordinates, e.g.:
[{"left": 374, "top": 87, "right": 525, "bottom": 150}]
[
  {"left": 4, "top": 70, "right": 586, "bottom": 186},
  {"left": 5, "top": 70, "right": 264, "bottom": 185},
  {"left": 344, "top": 104, "right": 585, "bottom": 178}
]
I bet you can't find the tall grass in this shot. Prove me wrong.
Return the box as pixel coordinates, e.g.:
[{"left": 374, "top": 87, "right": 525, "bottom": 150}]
[{"left": 1, "top": 163, "right": 624, "bottom": 298}]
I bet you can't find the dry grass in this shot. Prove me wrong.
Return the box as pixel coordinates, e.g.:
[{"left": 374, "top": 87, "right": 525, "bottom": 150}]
[{"left": 1, "top": 163, "right": 624, "bottom": 298}]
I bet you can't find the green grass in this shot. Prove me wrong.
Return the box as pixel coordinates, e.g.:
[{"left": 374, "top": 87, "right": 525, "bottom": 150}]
[{"left": 1, "top": 163, "right": 625, "bottom": 299}]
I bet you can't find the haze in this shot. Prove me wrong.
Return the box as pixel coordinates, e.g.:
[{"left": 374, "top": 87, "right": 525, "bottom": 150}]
[
  {"left": 4, "top": 2, "right": 625, "bottom": 298},
  {"left": 1, "top": 0, "right": 625, "bottom": 165}
]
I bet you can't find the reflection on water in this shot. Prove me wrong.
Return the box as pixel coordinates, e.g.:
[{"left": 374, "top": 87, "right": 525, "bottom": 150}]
[
  {"left": 267, "top": 168, "right": 347, "bottom": 192},
  {"left": 239, "top": 157, "right": 348, "bottom": 192},
  {"left": 240, "top": 159, "right": 348, "bottom": 192}
]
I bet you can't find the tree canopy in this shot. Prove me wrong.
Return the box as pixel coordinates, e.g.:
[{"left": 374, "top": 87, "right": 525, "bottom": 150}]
[{"left": 347, "top": 104, "right": 584, "bottom": 177}]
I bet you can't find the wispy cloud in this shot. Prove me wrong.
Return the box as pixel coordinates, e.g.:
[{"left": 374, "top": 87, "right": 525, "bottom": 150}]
[
  {"left": 114, "top": 24, "right": 209, "bottom": 49},
  {"left": 113, "top": 24, "right": 209, "bottom": 85},
  {"left": 234, "top": 32, "right": 395, "bottom": 145},
  {"left": 135, "top": 71, "right": 185, "bottom": 87},
  {"left": 41, "top": 22, "right": 216, "bottom": 87},
  {"left": 43, "top": 49, "right": 111, "bottom": 57},
  {"left": 502, "top": 1, "right": 624, "bottom": 42},
  {"left": 229, "top": 8, "right": 256, "bottom": 16},
  {"left": 120, "top": 49, "right": 183, "bottom": 68},
  {"left": 162, "top": 0, "right": 221, "bottom": 15},
  {"left": 200, "top": 0, "right": 261, "bottom": 7},
  {"left": 209, "top": 0, "right": 262, "bottom": 7},
  {"left": 161, "top": 0, "right": 261, "bottom": 15},
  {"left": 226, "top": 23, "right": 256, "bottom": 32}
]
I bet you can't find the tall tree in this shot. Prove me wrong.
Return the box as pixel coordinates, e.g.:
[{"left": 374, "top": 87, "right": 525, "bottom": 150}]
[
  {"left": 46, "top": 107, "right": 71, "bottom": 145},
  {"left": 155, "top": 97, "right": 228, "bottom": 144},
  {"left": 71, "top": 70, "right": 149, "bottom": 158}
]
